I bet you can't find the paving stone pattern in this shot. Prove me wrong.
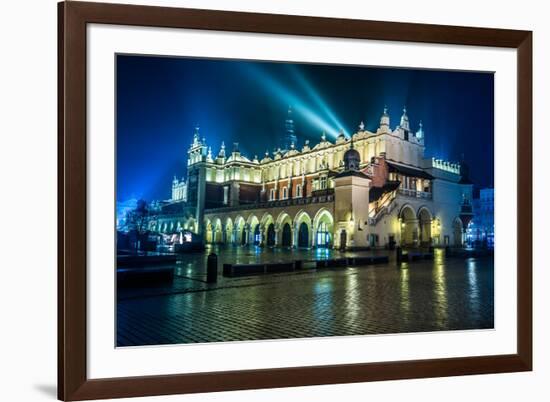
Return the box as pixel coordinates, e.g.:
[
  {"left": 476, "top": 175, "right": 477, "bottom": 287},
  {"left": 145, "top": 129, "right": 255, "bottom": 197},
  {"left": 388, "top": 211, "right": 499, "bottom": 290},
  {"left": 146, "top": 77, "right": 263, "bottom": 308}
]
[{"left": 117, "top": 247, "right": 494, "bottom": 346}]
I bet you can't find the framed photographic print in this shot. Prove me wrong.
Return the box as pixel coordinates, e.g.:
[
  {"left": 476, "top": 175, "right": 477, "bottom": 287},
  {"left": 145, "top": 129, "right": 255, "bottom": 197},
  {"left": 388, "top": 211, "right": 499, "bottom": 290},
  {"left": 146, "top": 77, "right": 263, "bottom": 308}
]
[{"left": 58, "top": 1, "right": 532, "bottom": 400}]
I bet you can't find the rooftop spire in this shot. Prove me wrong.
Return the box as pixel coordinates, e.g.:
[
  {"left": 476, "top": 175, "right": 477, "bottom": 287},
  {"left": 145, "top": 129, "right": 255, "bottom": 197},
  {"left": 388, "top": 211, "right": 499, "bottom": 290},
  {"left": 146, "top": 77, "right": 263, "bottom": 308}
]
[
  {"left": 359, "top": 121, "right": 365, "bottom": 131},
  {"left": 400, "top": 106, "right": 410, "bottom": 130},
  {"left": 380, "top": 106, "right": 390, "bottom": 127},
  {"left": 416, "top": 120, "right": 424, "bottom": 139},
  {"left": 192, "top": 124, "right": 200, "bottom": 145}
]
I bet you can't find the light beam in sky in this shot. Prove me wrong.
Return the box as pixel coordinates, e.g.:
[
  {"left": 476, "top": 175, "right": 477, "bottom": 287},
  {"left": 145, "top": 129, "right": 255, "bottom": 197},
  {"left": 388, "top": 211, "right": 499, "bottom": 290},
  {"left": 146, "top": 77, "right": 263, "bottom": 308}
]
[
  {"left": 288, "top": 65, "right": 349, "bottom": 137},
  {"left": 243, "top": 64, "right": 345, "bottom": 139}
]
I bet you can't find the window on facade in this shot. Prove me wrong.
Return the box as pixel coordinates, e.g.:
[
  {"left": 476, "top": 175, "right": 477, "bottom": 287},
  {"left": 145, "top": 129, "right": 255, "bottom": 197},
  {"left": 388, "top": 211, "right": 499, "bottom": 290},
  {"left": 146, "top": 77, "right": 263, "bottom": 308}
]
[
  {"left": 320, "top": 176, "right": 328, "bottom": 190},
  {"left": 269, "top": 188, "right": 275, "bottom": 201},
  {"left": 312, "top": 179, "right": 319, "bottom": 191},
  {"left": 282, "top": 187, "right": 288, "bottom": 199},
  {"left": 296, "top": 184, "right": 302, "bottom": 198},
  {"left": 223, "top": 186, "right": 229, "bottom": 205}
]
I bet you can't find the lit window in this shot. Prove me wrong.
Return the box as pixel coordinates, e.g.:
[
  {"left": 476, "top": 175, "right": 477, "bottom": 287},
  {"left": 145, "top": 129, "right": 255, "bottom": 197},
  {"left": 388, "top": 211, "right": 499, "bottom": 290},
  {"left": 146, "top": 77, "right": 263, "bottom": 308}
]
[{"left": 320, "top": 176, "right": 327, "bottom": 190}]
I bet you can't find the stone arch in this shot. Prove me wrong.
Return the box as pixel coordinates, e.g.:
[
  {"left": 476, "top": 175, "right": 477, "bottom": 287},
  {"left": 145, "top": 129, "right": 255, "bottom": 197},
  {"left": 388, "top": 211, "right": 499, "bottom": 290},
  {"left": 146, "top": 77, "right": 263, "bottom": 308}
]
[
  {"left": 313, "top": 208, "right": 334, "bottom": 248},
  {"left": 260, "top": 213, "right": 276, "bottom": 247},
  {"left": 224, "top": 217, "right": 233, "bottom": 244},
  {"left": 399, "top": 204, "right": 417, "bottom": 246},
  {"left": 212, "top": 218, "right": 223, "bottom": 244},
  {"left": 204, "top": 218, "right": 213, "bottom": 244},
  {"left": 234, "top": 215, "right": 246, "bottom": 246},
  {"left": 276, "top": 212, "right": 293, "bottom": 247},
  {"left": 247, "top": 214, "right": 261, "bottom": 245},
  {"left": 294, "top": 210, "right": 312, "bottom": 248},
  {"left": 417, "top": 206, "right": 433, "bottom": 246}
]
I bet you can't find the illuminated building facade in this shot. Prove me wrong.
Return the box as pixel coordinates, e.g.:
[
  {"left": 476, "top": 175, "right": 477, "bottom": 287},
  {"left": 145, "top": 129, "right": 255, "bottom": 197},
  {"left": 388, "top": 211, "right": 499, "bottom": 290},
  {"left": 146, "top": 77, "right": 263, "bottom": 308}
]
[
  {"left": 149, "top": 107, "right": 474, "bottom": 249},
  {"left": 466, "top": 188, "right": 495, "bottom": 247}
]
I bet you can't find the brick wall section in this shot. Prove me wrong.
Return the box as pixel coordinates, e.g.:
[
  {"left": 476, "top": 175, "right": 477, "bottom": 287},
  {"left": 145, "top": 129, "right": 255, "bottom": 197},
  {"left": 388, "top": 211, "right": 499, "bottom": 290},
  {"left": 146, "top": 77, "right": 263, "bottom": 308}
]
[
  {"left": 367, "top": 156, "right": 389, "bottom": 188},
  {"left": 238, "top": 183, "right": 262, "bottom": 204}
]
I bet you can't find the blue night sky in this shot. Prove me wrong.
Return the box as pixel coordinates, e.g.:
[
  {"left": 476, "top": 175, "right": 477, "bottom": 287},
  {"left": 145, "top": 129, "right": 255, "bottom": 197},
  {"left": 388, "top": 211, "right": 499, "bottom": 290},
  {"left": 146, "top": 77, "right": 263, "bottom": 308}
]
[{"left": 116, "top": 55, "right": 494, "bottom": 202}]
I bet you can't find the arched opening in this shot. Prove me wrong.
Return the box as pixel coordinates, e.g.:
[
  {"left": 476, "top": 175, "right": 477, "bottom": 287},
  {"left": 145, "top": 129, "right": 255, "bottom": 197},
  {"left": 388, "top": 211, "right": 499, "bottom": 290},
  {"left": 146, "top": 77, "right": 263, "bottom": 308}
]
[
  {"left": 294, "top": 210, "right": 312, "bottom": 249},
  {"left": 313, "top": 209, "right": 334, "bottom": 248},
  {"left": 253, "top": 225, "right": 261, "bottom": 245},
  {"left": 316, "top": 221, "right": 331, "bottom": 247},
  {"left": 281, "top": 223, "right": 292, "bottom": 247},
  {"left": 453, "top": 218, "right": 463, "bottom": 247},
  {"left": 266, "top": 223, "right": 276, "bottom": 247},
  {"left": 399, "top": 205, "right": 417, "bottom": 247},
  {"left": 298, "top": 222, "right": 309, "bottom": 248},
  {"left": 212, "top": 219, "right": 223, "bottom": 244},
  {"left": 247, "top": 215, "right": 260, "bottom": 246},
  {"left": 224, "top": 218, "right": 233, "bottom": 244},
  {"left": 204, "top": 220, "right": 213, "bottom": 244},
  {"left": 418, "top": 208, "right": 433, "bottom": 246},
  {"left": 233, "top": 216, "right": 245, "bottom": 245},
  {"left": 241, "top": 227, "right": 247, "bottom": 246}
]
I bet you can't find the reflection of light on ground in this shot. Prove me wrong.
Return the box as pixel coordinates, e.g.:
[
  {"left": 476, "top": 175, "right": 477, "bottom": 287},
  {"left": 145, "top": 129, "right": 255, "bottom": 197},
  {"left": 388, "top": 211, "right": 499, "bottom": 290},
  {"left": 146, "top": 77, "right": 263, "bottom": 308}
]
[
  {"left": 433, "top": 263, "right": 448, "bottom": 327},
  {"left": 314, "top": 278, "right": 333, "bottom": 294},
  {"left": 315, "top": 248, "right": 330, "bottom": 260},
  {"left": 313, "top": 278, "right": 334, "bottom": 324},
  {"left": 345, "top": 272, "right": 360, "bottom": 322},
  {"left": 400, "top": 267, "right": 410, "bottom": 318},
  {"left": 467, "top": 258, "right": 480, "bottom": 317},
  {"left": 117, "top": 250, "right": 495, "bottom": 346},
  {"left": 434, "top": 248, "right": 444, "bottom": 265}
]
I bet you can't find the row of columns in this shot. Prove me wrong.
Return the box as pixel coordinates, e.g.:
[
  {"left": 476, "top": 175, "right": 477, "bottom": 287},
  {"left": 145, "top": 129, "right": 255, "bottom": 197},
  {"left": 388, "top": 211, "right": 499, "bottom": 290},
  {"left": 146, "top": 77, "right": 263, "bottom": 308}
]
[{"left": 207, "top": 222, "right": 333, "bottom": 248}]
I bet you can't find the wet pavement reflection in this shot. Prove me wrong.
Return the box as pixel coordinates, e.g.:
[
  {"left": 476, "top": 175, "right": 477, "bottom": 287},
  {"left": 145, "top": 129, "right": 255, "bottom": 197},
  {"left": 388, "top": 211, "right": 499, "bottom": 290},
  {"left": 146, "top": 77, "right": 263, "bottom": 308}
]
[{"left": 117, "top": 246, "right": 494, "bottom": 346}]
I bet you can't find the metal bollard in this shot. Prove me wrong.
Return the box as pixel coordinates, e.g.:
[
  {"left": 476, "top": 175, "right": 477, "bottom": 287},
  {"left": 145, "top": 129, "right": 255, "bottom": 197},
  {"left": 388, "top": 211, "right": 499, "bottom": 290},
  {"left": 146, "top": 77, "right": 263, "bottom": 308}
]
[{"left": 207, "top": 253, "right": 218, "bottom": 283}]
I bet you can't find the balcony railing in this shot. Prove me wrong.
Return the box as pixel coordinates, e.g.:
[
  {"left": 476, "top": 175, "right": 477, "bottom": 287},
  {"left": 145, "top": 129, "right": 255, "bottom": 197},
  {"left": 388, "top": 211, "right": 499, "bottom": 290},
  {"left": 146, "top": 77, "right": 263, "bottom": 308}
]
[{"left": 398, "top": 188, "right": 432, "bottom": 199}]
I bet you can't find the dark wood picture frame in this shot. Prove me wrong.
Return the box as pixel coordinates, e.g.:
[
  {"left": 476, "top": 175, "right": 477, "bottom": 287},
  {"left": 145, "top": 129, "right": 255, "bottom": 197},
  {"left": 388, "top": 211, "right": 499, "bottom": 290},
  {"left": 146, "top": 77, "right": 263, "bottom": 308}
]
[{"left": 58, "top": 1, "right": 532, "bottom": 400}]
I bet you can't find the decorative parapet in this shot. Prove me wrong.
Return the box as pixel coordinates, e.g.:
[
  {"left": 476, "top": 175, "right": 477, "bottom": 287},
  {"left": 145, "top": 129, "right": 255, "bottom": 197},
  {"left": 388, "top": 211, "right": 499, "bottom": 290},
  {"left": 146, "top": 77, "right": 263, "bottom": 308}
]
[{"left": 431, "top": 157, "right": 460, "bottom": 174}]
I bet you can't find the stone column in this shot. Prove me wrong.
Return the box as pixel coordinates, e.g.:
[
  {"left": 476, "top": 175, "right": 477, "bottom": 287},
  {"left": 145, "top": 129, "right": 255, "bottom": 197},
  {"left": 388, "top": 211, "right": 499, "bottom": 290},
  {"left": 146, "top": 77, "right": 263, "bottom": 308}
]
[{"left": 274, "top": 227, "right": 280, "bottom": 247}]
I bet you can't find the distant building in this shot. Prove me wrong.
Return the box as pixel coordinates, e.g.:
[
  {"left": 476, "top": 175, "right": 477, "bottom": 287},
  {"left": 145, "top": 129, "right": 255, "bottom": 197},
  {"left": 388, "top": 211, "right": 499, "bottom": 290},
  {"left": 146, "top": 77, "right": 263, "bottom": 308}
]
[
  {"left": 147, "top": 106, "right": 474, "bottom": 249},
  {"left": 467, "top": 188, "right": 494, "bottom": 247},
  {"left": 116, "top": 198, "right": 138, "bottom": 229}
]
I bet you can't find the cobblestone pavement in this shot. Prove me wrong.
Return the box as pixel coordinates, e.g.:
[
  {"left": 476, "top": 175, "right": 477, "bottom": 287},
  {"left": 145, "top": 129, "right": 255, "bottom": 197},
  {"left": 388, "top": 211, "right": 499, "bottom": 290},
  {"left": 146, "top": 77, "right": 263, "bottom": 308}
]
[{"left": 117, "top": 247, "right": 494, "bottom": 346}]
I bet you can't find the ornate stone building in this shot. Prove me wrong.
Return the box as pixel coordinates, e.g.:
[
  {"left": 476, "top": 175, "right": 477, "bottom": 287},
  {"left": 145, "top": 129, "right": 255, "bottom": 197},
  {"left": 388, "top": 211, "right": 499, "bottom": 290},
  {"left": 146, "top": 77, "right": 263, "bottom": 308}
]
[{"left": 149, "top": 107, "right": 474, "bottom": 249}]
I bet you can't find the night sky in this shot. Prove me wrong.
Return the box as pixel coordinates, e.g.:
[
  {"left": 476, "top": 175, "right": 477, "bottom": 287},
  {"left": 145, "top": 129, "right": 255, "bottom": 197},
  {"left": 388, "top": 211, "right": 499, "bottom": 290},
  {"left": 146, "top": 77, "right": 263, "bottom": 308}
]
[{"left": 116, "top": 55, "right": 494, "bottom": 203}]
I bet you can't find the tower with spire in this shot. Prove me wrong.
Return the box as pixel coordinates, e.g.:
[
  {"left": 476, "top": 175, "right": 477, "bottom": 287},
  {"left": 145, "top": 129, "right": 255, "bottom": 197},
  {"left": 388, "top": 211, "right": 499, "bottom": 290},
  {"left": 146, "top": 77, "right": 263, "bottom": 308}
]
[
  {"left": 283, "top": 105, "right": 297, "bottom": 150},
  {"left": 377, "top": 106, "right": 392, "bottom": 134},
  {"left": 187, "top": 125, "right": 208, "bottom": 166}
]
